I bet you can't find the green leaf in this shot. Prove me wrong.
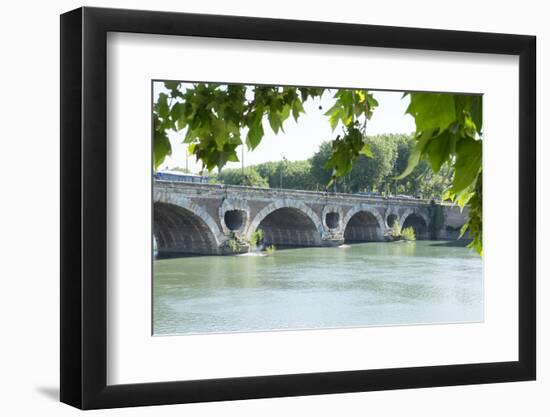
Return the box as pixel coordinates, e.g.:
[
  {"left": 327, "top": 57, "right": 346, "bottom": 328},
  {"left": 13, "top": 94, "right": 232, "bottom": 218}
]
[
  {"left": 292, "top": 99, "right": 305, "bottom": 121},
  {"left": 424, "top": 130, "right": 456, "bottom": 173},
  {"left": 280, "top": 104, "right": 291, "bottom": 123},
  {"left": 366, "top": 94, "right": 379, "bottom": 108},
  {"left": 395, "top": 129, "right": 436, "bottom": 179},
  {"left": 452, "top": 137, "right": 482, "bottom": 193},
  {"left": 470, "top": 95, "right": 483, "bottom": 133},
  {"left": 323, "top": 126, "right": 369, "bottom": 178},
  {"left": 459, "top": 222, "right": 469, "bottom": 239},
  {"left": 226, "top": 151, "right": 240, "bottom": 162},
  {"left": 407, "top": 93, "right": 456, "bottom": 132},
  {"left": 359, "top": 143, "right": 373, "bottom": 158},
  {"left": 184, "top": 127, "right": 197, "bottom": 143},
  {"left": 456, "top": 188, "right": 475, "bottom": 208},
  {"left": 324, "top": 104, "right": 342, "bottom": 131},
  {"left": 164, "top": 81, "right": 181, "bottom": 98},
  {"left": 328, "top": 109, "right": 341, "bottom": 130},
  {"left": 463, "top": 115, "right": 478, "bottom": 138},
  {"left": 247, "top": 121, "right": 264, "bottom": 150},
  {"left": 268, "top": 111, "right": 282, "bottom": 134},
  {"left": 170, "top": 102, "right": 185, "bottom": 130},
  {"left": 153, "top": 129, "right": 171, "bottom": 170},
  {"left": 156, "top": 93, "right": 170, "bottom": 119},
  {"left": 212, "top": 118, "right": 228, "bottom": 150}
]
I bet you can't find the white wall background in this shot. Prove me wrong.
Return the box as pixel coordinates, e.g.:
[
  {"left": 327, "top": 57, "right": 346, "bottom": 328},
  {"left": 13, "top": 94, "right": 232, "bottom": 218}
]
[{"left": 0, "top": 1, "right": 545, "bottom": 415}]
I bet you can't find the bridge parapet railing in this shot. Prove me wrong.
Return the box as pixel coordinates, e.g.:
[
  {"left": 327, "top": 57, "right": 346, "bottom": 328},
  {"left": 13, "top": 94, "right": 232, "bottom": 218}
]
[{"left": 153, "top": 180, "right": 456, "bottom": 208}]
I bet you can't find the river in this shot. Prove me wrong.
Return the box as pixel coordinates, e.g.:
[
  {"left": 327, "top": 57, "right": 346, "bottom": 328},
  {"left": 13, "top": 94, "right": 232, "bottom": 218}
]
[{"left": 153, "top": 241, "right": 483, "bottom": 335}]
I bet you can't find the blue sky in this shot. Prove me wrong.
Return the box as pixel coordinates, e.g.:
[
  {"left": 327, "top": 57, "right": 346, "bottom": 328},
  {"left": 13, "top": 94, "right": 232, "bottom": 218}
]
[{"left": 154, "top": 83, "right": 415, "bottom": 173}]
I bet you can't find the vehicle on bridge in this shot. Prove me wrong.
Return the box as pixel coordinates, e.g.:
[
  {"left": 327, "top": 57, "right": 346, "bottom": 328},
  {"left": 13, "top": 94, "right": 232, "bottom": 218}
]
[{"left": 354, "top": 191, "right": 381, "bottom": 197}]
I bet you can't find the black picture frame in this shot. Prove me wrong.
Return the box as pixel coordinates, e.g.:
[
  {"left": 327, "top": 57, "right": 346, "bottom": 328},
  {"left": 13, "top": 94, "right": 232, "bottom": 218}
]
[{"left": 60, "top": 6, "right": 536, "bottom": 410}]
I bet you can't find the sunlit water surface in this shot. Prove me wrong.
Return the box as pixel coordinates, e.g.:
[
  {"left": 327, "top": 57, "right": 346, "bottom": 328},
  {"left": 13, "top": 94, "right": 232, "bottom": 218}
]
[{"left": 153, "top": 241, "right": 483, "bottom": 335}]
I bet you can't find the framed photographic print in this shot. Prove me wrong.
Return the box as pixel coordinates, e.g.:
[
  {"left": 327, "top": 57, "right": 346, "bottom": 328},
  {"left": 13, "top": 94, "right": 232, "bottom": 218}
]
[{"left": 60, "top": 6, "right": 536, "bottom": 409}]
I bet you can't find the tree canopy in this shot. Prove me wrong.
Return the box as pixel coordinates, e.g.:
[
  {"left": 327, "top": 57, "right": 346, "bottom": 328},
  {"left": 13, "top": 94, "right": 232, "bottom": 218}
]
[
  {"left": 209, "top": 134, "right": 451, "bottom": 199},
  {"left": 153, "top": 82, "right": 482, "bottom": 254},
  {"left": 210, "top": 167, "right": 269, "bottom": 188}
]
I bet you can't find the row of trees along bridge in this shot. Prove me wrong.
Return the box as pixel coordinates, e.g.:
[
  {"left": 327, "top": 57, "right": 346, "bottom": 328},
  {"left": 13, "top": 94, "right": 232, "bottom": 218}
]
[{"left": 204, "top": 134, "right": 452, "bottom": 200}]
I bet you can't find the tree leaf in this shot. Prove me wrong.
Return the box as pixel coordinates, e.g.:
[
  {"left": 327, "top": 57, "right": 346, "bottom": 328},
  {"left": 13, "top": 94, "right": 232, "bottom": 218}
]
[
  {"left": 359, "top": 143, "right": 373, "bottom": 158},
  {"left": 268, "top": 111, "right": 282, "bottom": 134},
  {"left": 463, "top": 115, "right": 478, "bottom": 138},
  {"left": 292, "top": 99, "right": 305, "bottom": 121},
  {"left": 153, "top": 129, "right": 171, "bottom": 170},
  {"left": 452, "top": 137, "right": 482, "bottom": 193},
  {"left": 246, "top": 121, "right": 264, "bottom": 150},
  {"left": 395, "top": 129, "right": 436, "bottom": 179},
  {"left": 456, "top": 188, "right": 475, "bottom": 208},
  {"left": 470, "top": 95, "right": 483, "bottom": 133},
  {"left": 280, "top": 104, "right": 291, "bottom": 123},
  {"left": 226, "top": 151, "right": 240, "bottom": 162},
  {"left": 170, "top": 101, "right": 184, "bottom": 117},
  {"left": 459, "top": 222, "right": 469, "bottom": 238},
  {"left": 155, "top": 93, "right": 170, "bottom": 119},
  {"left": 424, "top": 130, "right": 456, "bottom": 173},
  {"left": 164, "top": 81, "right": 182, "bottom": 98},
  {"left": 407, "top": 93, "right": 456, "bottom": 132},
  {"left": 324, "top": 104, "right": 342, "bottom": 131}
]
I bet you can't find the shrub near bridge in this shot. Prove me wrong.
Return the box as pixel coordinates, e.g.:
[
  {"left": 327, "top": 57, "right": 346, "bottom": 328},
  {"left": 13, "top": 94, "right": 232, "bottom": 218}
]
[{"left": 387, "top": 222, "right": 416, "bottom": 242}]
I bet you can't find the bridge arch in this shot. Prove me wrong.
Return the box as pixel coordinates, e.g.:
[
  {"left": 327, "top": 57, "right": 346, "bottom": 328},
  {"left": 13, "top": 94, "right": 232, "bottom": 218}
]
[
  {"left": 246, "top": 200, "right": 323, "bottom": 247},
  {"left": 153, "top": 194, "right": 223, "bottom": 255},
  {"left": 342, "top": 205, "right": 385, "bottom": 242},
  {"left": 399, "top": 209, "right": 430, "bottom": 240}
]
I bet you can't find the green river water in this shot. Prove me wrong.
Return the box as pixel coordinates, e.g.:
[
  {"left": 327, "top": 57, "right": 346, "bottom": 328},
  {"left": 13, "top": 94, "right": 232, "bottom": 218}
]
[{"left": 153, "top": 240, "right": 483, "bottom": 335}]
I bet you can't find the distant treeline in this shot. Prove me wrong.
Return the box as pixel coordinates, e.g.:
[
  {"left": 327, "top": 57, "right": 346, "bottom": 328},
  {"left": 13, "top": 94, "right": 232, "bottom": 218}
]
[{"left": 208, "top": 134, "right": 452, "bottom": 199}]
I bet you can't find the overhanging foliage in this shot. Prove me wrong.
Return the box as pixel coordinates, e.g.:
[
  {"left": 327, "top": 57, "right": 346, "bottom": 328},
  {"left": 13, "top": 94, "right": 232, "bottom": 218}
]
[{"left": 153, "top": 83, "right": 482, "bottom": 255}]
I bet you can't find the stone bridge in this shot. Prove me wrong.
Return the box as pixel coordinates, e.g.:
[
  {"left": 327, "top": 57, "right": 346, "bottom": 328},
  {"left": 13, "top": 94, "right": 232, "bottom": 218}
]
[{"left": 153, "top": 181, "right": 468, "bottom": 255}]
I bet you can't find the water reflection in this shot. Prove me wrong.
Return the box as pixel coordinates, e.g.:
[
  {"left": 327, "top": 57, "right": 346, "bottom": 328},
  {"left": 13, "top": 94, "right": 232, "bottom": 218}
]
[{"left": 154, "top": 241, "right": 483, "bottom": 335}]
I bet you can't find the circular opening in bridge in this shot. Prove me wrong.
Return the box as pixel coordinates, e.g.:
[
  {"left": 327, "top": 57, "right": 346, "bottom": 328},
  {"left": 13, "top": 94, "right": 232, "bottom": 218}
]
[
  {"left": 446, "top": 225, "right": 460, "bottom": 232},
  {"left": 387, "top": 214, "right": 397, "bottom": 227},
  {"left": 224, "top": 209, "right": 246, "bottom": 231},
  {"left": 446, "top": 224, "right": 467, "bottom": 239},
  {"left": 325, "top": 212, "right": 340, "bottom": 229}
]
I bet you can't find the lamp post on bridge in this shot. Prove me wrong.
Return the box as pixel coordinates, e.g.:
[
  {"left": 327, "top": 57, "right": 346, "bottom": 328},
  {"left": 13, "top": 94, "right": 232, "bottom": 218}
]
[
  {"left": 241, "top": 143, "right": 245, "bottom": 176},
  {"left": 279, "top": 155, "right": 287, "bottom": 189}
]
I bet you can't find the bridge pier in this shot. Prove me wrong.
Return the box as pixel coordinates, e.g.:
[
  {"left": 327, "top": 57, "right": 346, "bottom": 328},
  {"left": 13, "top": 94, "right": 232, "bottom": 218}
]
[
  {"left": 321, "top": 230, "right": 345, "bottom": 247},
  {"left": 218, "top": 232, "right": 250, "bottom": 255}
]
